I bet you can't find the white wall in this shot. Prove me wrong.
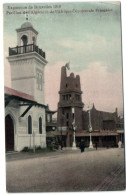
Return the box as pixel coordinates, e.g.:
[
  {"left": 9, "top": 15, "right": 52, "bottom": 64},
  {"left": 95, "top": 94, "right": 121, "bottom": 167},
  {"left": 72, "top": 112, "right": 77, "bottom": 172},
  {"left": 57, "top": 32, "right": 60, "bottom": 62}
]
[{"left": 5, "top": 100, "right": 47, "bottom": 151}]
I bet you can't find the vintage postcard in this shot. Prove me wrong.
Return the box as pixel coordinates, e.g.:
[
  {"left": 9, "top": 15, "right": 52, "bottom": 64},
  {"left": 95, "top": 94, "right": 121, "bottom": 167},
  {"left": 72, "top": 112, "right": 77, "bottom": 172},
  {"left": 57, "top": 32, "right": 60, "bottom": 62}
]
[{"left": 4, "top": 1, "right": 125, "bottom": 192}]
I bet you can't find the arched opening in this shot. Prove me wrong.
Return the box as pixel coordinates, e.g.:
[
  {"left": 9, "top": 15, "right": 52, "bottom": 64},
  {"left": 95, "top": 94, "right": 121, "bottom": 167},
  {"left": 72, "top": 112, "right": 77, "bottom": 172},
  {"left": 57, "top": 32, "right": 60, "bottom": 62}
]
[
  {"left": 21, "top": 35, "right": 28, "bottom": 46},
  {"left": 28, "top": 115, "right": 32, "bottom": 134},
  {"left": 32, "top": 36, "right": 36, "bottom": 45},
  {"left": 5, "top": 115, "right": 14, "bottom": 151},
  {"left": 39, "top": 117, "right": 42, "bottom": 134}
]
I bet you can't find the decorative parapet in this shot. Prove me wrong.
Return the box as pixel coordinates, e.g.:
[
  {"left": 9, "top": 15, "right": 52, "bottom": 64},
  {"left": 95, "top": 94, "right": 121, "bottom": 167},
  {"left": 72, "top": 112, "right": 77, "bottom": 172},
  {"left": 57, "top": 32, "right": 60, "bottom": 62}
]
[{"left": 9, "top": 44, "right": 46, "bottom": 59}]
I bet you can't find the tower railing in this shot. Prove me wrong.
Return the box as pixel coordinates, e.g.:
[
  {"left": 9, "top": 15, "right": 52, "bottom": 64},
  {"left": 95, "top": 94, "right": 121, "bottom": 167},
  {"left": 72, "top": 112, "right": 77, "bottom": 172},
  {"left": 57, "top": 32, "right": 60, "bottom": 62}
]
[{"left": 9, "top": 44, "right": 46, "bottom": 59}]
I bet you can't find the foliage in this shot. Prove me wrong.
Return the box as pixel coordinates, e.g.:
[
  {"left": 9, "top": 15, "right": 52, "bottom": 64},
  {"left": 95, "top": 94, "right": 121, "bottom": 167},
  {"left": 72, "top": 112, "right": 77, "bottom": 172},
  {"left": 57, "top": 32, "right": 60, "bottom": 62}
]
[{"left": 21, "top": 145, "right": 56, "bottom": 153}]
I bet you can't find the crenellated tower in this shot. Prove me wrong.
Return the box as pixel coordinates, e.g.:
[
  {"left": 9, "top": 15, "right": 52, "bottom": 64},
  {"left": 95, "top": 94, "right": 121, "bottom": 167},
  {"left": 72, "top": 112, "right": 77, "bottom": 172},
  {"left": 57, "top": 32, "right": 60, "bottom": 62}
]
[{"left": 57, "top": 65, "right": 84, "bottom": 147}]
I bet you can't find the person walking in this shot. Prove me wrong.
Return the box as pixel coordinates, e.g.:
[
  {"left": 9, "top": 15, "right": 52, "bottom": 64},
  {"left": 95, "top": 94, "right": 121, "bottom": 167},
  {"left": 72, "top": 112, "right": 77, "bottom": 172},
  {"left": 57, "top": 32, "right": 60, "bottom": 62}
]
[{"left": 80, "top": 141, "right": 85, "bottom": 153}]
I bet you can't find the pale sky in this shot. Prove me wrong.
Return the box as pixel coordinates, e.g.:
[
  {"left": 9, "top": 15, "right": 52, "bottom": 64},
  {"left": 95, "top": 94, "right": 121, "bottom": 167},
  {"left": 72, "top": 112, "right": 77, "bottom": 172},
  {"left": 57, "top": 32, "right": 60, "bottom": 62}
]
[{"left": 3, "top": 2, "right": 123, "bottom": 116}]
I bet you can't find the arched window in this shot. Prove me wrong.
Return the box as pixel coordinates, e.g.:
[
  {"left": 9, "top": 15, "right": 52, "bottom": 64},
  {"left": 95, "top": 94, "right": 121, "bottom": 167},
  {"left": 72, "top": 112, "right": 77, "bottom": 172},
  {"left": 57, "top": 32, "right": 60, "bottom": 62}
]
[
  {"left": 21, "top": 35, "right": 28, "bottom": 46},
  {"left": 32, "top": 36, "right": 36, "bottom": 45},
  {"left": 28, "top": 115, "right": 32, "bottom": 134},
  {"left": 39, "top": 117, "right": 42, "bottom": 134}
]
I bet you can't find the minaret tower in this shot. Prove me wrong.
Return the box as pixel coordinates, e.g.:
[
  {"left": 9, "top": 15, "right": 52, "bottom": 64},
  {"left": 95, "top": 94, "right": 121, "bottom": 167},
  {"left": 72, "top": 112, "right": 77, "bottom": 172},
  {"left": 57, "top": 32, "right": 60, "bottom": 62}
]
[{"left": 7, "top": 20, "right": 47, "bottom": 104}]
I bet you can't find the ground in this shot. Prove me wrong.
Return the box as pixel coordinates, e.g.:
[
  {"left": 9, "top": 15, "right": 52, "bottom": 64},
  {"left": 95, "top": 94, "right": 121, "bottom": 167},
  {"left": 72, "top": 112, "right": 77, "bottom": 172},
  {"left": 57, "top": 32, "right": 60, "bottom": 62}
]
[{"left": 6, "top": 148, "right": 125, "bottom": 192}]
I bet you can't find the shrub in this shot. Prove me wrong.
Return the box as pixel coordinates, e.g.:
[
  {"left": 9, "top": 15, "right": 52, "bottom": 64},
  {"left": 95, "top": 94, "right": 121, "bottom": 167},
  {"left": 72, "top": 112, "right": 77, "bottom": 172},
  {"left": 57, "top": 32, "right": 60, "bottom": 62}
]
[
  {"left": 21, "top": 145, "right": 56, "bottom": 153},
  {"left": 22, "top": 147, "right": 29, "bottom": 152}
]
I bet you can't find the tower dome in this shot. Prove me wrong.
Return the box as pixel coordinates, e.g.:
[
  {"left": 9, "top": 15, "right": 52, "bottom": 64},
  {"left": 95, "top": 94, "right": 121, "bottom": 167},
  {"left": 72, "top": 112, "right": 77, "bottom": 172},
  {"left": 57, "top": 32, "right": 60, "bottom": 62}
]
[{"left": 21, "top": 22, "right": 33, "bottom": 28}]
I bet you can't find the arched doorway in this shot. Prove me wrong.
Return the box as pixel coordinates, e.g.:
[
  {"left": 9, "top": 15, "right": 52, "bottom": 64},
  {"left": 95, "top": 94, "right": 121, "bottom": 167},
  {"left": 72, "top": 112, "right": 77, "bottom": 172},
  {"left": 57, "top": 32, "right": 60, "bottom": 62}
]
[{"left": 5, "top": 115, "right": 14, "bottom": 151}]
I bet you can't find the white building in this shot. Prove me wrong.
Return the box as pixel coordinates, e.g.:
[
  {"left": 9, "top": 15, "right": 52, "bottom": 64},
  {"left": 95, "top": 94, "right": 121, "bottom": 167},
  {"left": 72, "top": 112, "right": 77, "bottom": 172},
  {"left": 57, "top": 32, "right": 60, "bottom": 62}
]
[{"left": 5, "top": 22, "right": 48, "bottom": 152}]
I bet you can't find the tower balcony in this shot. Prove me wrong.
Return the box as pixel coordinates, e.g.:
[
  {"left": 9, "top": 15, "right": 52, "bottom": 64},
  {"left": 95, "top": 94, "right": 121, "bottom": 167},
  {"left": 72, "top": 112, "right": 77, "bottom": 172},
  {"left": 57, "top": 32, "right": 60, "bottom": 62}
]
[{"left": 9, "top": 44, "right": 46, "bottom": 59}]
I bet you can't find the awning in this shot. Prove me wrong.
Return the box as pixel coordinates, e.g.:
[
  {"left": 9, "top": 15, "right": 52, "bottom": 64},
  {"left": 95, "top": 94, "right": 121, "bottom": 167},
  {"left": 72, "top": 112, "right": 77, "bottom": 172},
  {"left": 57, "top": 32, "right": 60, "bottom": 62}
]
[{"left": 75, "top": 131, "right": 119, "bottom": 137}]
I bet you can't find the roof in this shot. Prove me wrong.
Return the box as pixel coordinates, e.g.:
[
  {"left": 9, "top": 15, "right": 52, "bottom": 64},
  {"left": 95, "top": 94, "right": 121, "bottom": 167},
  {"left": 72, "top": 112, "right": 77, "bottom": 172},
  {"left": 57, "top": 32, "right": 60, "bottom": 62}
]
[
  {"left": 5, "top": 86, "right": 35, "bottom": 102},
  {"left": 21, "top": 22, "right": 33, "bottom": 28},
  {"left": 5, "top": 86, "right": 47, "bottom": 109},
  {"left": 46, "top": 105, "right": 57, "bottom": 114},
  {"left": 16, "top": 22, "right": 38, "bottom": 35},
  {"left": 83, "top": 104, "right": 118, "bottom": 120},
  {"left": 46, "top": 130, "right": 119, "bottom": 137}
]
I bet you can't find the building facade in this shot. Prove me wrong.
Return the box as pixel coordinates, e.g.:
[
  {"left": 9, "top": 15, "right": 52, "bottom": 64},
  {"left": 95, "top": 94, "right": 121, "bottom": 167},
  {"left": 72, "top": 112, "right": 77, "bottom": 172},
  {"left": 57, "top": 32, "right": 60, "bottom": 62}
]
[
  {"left": 57, "top": 65, "right": 124, "bottom": 148},
  {"left": 5, "top": 22, "right": 47, "bottom": 152}
]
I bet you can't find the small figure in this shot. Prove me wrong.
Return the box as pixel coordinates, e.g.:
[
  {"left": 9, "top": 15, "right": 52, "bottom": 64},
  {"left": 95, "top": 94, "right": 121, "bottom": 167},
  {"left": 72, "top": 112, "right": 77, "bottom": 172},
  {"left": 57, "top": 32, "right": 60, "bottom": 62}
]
[{"left": 80, "top": 141, "right": 85, "bottom": 153}]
